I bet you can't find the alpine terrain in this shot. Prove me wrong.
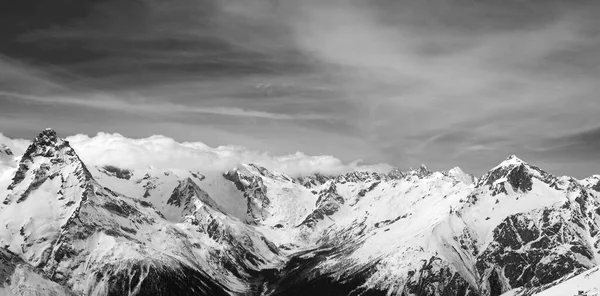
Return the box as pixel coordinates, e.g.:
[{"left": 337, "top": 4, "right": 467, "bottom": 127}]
[{"left": 0, "top": 129, "right": 599, "bottom": 296}]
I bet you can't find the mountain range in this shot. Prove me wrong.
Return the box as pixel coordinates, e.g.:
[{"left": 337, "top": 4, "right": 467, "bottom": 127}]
[{"left": 1, "top": 129, "right": 599, "bottom": 296}]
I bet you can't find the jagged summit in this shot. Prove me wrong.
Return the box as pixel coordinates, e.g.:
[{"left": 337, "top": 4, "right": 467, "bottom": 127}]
[
  {"left": 42, "top": 127, "right": 56, "bottom": 134},
  {"left": 34, "top": 128, "right": 58, "bottom": 144},
  {"left": 411, "top": 164, "right": 432, "bottom": 176},
  {"left": 166, "top": 177, "right": 226, "bottom": 219},
  {"left": 20, "top": 128, "right": 70, "bottom": 161},
  {"left": 5, "top": 129, "right": 93, "bottom": 201},
  {"left": 390, "top": 164, "right": 432, "bottom": 179},
  {"left": 18, "top": 129, "right": 86, "bottom": 167},
  {"left": 476, "top": 154, "right": 554, "bottom": 195},
  {"left": 580, "top": 174, "right": 600, "bottom": 191},
  {"left": 501, "top": 154, "right": 524, "bottom": 164},
  {"left": 484, "top": 154, "right": 528, "bottom": 174},
  {"left": 386, "top": 164, "right": 432, "bottom": 180},
  {"left": 506, "top": 154, "right": 520, "bottom": 160},
  {"left": 483, "top": 154, "right": 529, "bottom": 177},
  {"left": 446, "top": 166, "right": 476, "bottom": 184},
  {"left": 295, "top": 172, "right": 333, "bottom": 188}
]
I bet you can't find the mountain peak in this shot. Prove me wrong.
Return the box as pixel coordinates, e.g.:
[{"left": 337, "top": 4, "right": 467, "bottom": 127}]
[
  {"left": 500, "top": 154, "right": 525, "bottom": 166},
  {"left": 22, "top": 128, "right": 66, "bottom": 160},
  {"left": 407, "top": 164, "right": 432, "bottom": 177},
  {"left": 477, "top": 154, "right": 554, "bottom": 194},
  {"left": 485, "top": 154, "right": 528, "bottom": 173},
  {"left": 42, "top": 127, "right": 56, "bottom": 135},
  {"left": 36, "top": 128, "right": 58, "bottom": 143},
  {"left": 6, "top": 129, "right": 93, "bottom": 199},
  {"left": 166, "top": 177, "right": 225, "bottom": 220},
  {"left": 446, "top": 166, "right": 475, "bottom": 184},
  {"left": 386, "top": 164, "right": 432, "bottom": 179}
]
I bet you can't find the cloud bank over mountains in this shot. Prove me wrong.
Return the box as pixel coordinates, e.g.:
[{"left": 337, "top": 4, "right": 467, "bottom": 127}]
[{"left": 0, "top": 131, "right": 391, "bottom": 176}]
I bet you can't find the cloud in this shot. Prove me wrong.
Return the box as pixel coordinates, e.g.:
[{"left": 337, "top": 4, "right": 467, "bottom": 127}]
[
  {"left": 0, "top": 133, "right": 30, "bottom": 156},
  {"left": 0, "top": 91, "right": 332, "bottom": 121},
  {"left": 65, "top": 132, "right": 391, "bottom": 176},
  {"left": 529, "top": 126, "right": 600, "bottom": 158},
  {"left": 1, "top": 0, "right": 600, "bottom": 178}
]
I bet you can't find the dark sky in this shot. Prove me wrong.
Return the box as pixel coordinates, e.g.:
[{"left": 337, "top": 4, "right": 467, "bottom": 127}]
[{"left": 1, "top": 0, "right": 600, "bottom": 177}]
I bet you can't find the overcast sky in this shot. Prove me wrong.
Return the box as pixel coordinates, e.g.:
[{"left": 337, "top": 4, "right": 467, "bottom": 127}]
[{"left": 1, "top": 0, "right": 599, "bottom": 177}]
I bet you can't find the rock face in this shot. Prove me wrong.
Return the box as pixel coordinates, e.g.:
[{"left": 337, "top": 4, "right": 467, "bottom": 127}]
[
  {"left": 0, "top": 144, "right": 13, "bottom": 156},
  {"left": 99, "top": 165, "right": 133, "bottom": 180},
  {"left": 223, "top": 164, "right": 273, "bottom": 224},
  {"left": 294, "top": 173, "right": 333, "bottom": 189},
  {"left": 478, "top": 184, "right": 600, "bottom": 294},
  {"left": 2, "top": 129, "right": 600, "bottom": 296},
  {"left": 299, "top": 181, "right": 345, "bottom": 228},
  {"left": 167, "top": 177, "right": 226, "bottom": 217}
]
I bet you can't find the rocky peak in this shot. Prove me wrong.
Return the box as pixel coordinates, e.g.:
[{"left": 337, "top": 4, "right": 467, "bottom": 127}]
[
  {"left": 580, "top": 175, "right": 600, "bottom": 192},
  {"left": 244, "top": 163, "right": 294, "bottom": 183},
  {"left": 405, "top": 164, "right": 432, "bottom": 178},
  {"left": 445, "top": 167, "right": 476, "bottom": 185},
  {"left": 168, "top": 177, "right": 224, "bottom": 212},
  {"left": 28, "top": 128, "right": 58, "bottom": 150},
  {"left": 299, "top": 180, "right": 345, "bottom": 228},
  {"left": 245, "top": 163, "right": 273, "bottom": 177},
  {"left": 224, "top": 166, "right": 261, "bottom": 191},
  {"left": 387, "top": 167, "right": 407, "bottom": 179},
  {"left": 296, "top": 170, "right": 383, "bottom": 189},
  {"left": 477, "top": 155, "right": 554, "bottom": 195},
  {"left": 295, "top": 173, "right": 334, "bottom": 189},
  {"left": 386, "top": 164, "right": 432, "bottom": 180},
  {"left": 335, "top": 171, "right": 382, "bottom": 184},
  {"left": 20, "top": 129, "right": 74, "bottom": 162},
  {"left": 223, "top": 167, "right": 270, "bottom": 224},
  {"left": 0, "top": 144, "right": 13, "bottom": 156},
  {"left": 499, "top": 154, "right": 525, "bottom": 167},
  {"left": 4, "top": 129, "right": 93, "bottom": 204}
]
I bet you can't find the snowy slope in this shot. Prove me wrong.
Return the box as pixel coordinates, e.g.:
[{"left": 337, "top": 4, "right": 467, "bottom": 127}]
[
  {"left": 261, "top": 167, "right": 479, "bottom": 295},
  {"left": 0, "top": 248, "right": 74, "bottom": 296},
  {"left": 502, "top": 266, "right": 600, "bottom": 296},
  {"left": 89, "top": 166, "right": 247, "bottom": 220},
  {"left": 532, "top": 266, "right": 600, "bottom": 296},
  {"left": 1, "top": 129, "right": 600, "bottom": 296},
  {"left": 223, "top": 164, "right": 317, "bottom": 227},
  {"left": 248, "top": 156, "right": 600, "bottom": 296},
  {"left": 0, "top": 130, "right": 282, "bottom": 295}
]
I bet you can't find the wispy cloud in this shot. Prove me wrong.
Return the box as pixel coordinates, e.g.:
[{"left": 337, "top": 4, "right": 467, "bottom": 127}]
[
  {"left": 1, "top": 0, "right": 600, "bottom": 177},
  {"left": 0, "top": 91, "right": 332, "bottom": 121}
]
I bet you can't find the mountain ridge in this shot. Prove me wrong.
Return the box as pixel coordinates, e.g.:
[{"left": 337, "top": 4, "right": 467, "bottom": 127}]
[{"left": 0, "top": 128, "right": 598, "bottom": 296}]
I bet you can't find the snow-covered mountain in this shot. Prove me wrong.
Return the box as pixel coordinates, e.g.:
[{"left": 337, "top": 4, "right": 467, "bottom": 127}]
[{"left": 1, "top": 129, "right": 599, "bottom": 295}]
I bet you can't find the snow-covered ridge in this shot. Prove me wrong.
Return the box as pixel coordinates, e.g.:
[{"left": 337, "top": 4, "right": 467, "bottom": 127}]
[
  {"left": 0, "top": 128, "right": 599, "bottom": 296},
  {"left": 0, "top": 129, "right": 282, "bottom": 295}
]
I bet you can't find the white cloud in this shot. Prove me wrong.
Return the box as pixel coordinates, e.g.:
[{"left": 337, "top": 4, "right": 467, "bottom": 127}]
[
  {"left": 65, "top": 132, "right": 391, "bottom": 176},
  {"left": 0, "top": 133, "right": 31, "bottom": 156}
]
